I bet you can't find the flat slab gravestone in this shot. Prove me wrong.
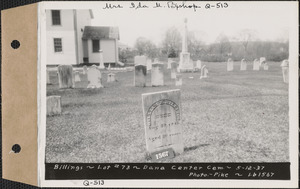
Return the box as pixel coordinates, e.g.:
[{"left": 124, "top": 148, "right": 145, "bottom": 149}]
[
  {"left": 171, "top": 62, "right": 178, "bottom": 79},
  {"left": 142, "top": 89, "right": 184, "bottom": 159},
  {"left": 87, "top": 65, "right": 103, "bottom": 88},
  {"left": 74, "top": 71, "right": 81, "bottom": 82},
  {"left": 175, "top": 74, "right": 182, "bottom": 86},
  {"left": 281, "top": 59, "right": 289, "bottom": 83},
  {"left": 57, "top": 65, "right": 75, "bottom": 89},
  {"left": 134, "top": 65, "right": 147, "bottom": 87},
  {"left": 107, "top": 73, "right": 116, "bottom": 82},
  {"left": 227, "top": 58, "right": 234, "bottom": 71},
  {"left": 253, "top": 59, "right": 260, "bottom": 70},
  {"left": 47, "top": 96, "right": 61, "bottom": 116},
  {"left": 240, "top": 59, "right": 247, "bottom": 71},
  {"left": 151, "top": 63, "right": 164, "bottom": 86}
]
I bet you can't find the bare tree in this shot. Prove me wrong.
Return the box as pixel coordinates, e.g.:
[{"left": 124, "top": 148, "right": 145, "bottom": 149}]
[
  {"left": 215, "top": 32, "right": 232, "bottom": 56},
  {"left": 134, "top": 37, "right": 159, "bottom": 59},
  {"left": 236, "top": 29, "right": 259, "bottom": 57},
  {"left": 188, "top": 31, "right": 205, "bottom": 60},
  {"left": 161, "top": 26, "right": 182, "bottom": 57}
]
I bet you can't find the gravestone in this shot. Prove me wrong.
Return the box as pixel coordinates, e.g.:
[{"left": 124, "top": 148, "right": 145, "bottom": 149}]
[
  {"left": 142, "top": 89, "right": 184, "bottom": 159},
  {"left": 134, "top": 55, "right": 147, "bottom": 66},
  {"left": 46, "top": 70, "right": 51, "bottom": 84},
  {"left": 200, "top": 65, "right": 208, "bottom": 79},
  {"left": 240, "top": 59, "right": 247, "bottom": 71},
  {"left": 98, "top": 50, "right": 105, "bottom": 69},
  {"left": 83, "top": 65, "right": 88, "bottom": 75},
  {"left": 134, "top": 65, "right": 147, "bottom": 87},
  {"left": 107, "top": 73, "right": 116, "bottom": 82},
  {"left": 167, "top": 58, "right": 173, "bottom": 69},
  {"left": 253, "top": 59, "right": 260, "bottom": 70},
  {"left": 280, "top": 59, "right": 289, "bottom": 83},
  {"left": 47, "top": 96, "right": 61, "bottom": 116},
  {"left": 227, "top": 58, "right": 234, "bottom": 71},
  {"left": 57, "top": 65, "right": 74, "bottom": 89},
  {"left": 175, "top": 74, "right": 182, "bottom": 86},
  {"left": 74, "top": 71, "right": 81, "bottom": 82},
  {"left": 87, "top": 65, "right": 103, "bottom": 88},
  {"left": 259, "top": 57, "right": 266, "bottom": 66},
  {"left": 179, "top": 18, "right": 194, "bottom": 72},
  {"left": 151, "top": 62, "right": 164, "bottom": 87},
  {"left": 263, "top": 63, "right": 269, "bottom": 70},
  {"left": 196, "top": 60, "right": 202, "bottom": 71},
  {"left": 171, "top": 61, "right": 178, "bottom": 79},
  {"left": 147, "top": 59, "right": 152, "bottom": 72}
]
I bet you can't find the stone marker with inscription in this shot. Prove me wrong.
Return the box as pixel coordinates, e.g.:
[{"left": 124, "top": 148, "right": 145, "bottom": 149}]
[
  {"left": 200, "top": 65, "right": 208, "bottom": 79},
  {"left": 227, "top": 58, "right": 234, "bottom": 71},
  {"left": 240, "top": 59, "right": 247, "bottom": 71},
  {"left": 259, "top": 57, "right": 266, "bottom": 66},
  {"left": 263, "top": 63, "right": 269, "bottom": 70},
  {"left": 280, "top": 59, "right": 289, "bottom": 83},
  {"left": 253, "top": 59, "right": 260, "bottom": 70},
  {"left": 83, "top": 65, "right": 88, "bottom": 75},
  {"left": 171, "top": 61, "right": 178, "bottom": 79},
  {"left": 87, "top": 65, "right": 103, "bottom": 88},
  {"left": 196, "top": 60, "right": 202, "bottom": 71},
  {"left": 167, "top": 58, "right": 173, "bottom": 69},
  {"left": 178, "top": 18, "right": 194, "bottom": 72},
  {"left": 107, "top": 73, "right": 116, "bottom": 82},
  {"left": 142, "top": 89, "right": 184, "bottom": 160},
  {"left": 151, "top": 62, "right": 164, "bottom": 86},
  {"left": 57, "top": 65, "right": 75, "bottom": 89},
  {"left": 47, "top": 96, "right": 61, "bottom": 116},
  {"left": 134, "top": 65, "right": 147, "bottom": 87},
  {"left": 74, "top": 71, "right": 81, "bottom": 82},
  {"left": 175, "top": 74, "right": 182, "bottom": 86}
]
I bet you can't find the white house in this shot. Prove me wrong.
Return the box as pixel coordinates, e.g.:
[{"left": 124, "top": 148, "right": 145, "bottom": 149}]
[
  {"left": 82, "top": 26, "right": 120, "bottom": 66},
  {"left": 46, "top": 9, "right": 120, "bottom": 66}
]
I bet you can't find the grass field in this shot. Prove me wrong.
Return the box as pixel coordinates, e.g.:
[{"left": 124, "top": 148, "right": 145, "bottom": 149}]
[{"left": 46, "top": 61, "right": 289, "bottom": 163}]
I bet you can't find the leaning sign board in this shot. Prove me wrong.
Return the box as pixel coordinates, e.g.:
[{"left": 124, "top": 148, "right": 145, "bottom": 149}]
[{"left": 142, "top": 89, "right": 184, "bottom": 161}]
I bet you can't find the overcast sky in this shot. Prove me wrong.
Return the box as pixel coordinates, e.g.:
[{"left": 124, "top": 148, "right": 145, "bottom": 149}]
[{"left": 91, "top": 1, "right": 291, "bottom": 47}]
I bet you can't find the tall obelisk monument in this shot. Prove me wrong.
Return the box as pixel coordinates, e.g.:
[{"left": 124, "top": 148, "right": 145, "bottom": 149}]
[{"left": 179, "top": 18, "right": 194, "bottom": 72}]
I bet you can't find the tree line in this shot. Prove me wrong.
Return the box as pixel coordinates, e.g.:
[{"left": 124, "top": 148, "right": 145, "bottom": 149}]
[{"left": 119, "top": 27, "right": 289, "bottom": 64}]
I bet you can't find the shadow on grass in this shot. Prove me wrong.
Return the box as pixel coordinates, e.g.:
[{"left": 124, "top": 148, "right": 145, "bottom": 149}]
[{"left": 184, "top": 144, "right": 210, "bottom": 152}]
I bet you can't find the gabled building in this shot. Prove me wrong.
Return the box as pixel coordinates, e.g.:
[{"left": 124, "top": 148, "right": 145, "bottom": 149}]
[
  {"left": 46, "top": 9, "right": 119, "bottom": 66},
  {"left": 82, "top": 26, "right": 119, "bottom": 66}
]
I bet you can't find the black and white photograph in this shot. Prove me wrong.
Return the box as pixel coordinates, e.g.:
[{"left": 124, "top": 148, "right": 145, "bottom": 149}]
[{"left": 38, "top": 1, "right": 298, "bottom": 187}]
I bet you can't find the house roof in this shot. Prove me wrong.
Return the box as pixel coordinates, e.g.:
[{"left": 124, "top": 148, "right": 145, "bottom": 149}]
[{"left": 82, "top": 26, "right": 120, "bottom": 40}]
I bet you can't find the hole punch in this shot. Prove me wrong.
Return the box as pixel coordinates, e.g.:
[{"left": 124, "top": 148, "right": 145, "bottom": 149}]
[
  {"left": 11, "top": 40, "right": 20, "bottom": 49},
  {"left": 11, "top": 144, "right": 21, "bottom": 153}
]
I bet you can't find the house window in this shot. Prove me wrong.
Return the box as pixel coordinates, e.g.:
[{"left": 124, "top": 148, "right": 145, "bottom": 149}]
[
  {"left": 53, "top": 38, "right": 62, "bottom": 52},
  {"left": 51, "top": 10, "right": 61, "bottom": 25},
  {"left": 92, "top": 40, "right": 100, "bottom": 52}
]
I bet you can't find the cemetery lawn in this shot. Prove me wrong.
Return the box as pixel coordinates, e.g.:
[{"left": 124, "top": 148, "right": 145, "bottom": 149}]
[{"left": 46, "top": 61, "right": 289, "bottom": 163}]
